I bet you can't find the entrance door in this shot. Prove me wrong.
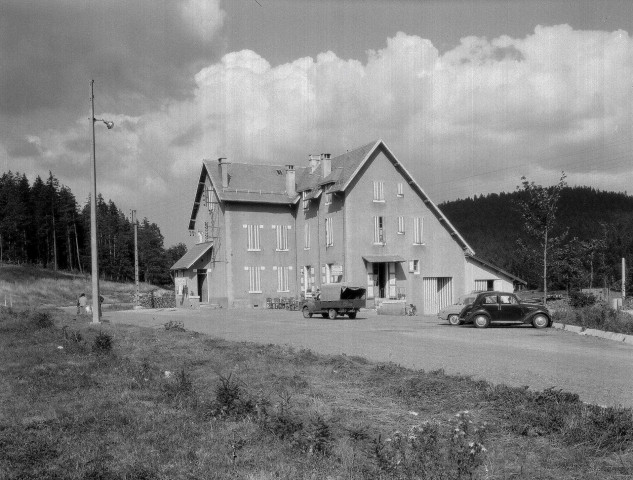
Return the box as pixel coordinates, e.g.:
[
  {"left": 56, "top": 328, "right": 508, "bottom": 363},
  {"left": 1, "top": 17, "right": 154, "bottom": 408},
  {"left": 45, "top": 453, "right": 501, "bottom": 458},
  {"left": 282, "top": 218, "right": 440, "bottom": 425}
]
[
  {"left": 374, "top": 263, "right": 386, "bottom": 298},
  {"left": 197, "top": 272, "right": 208, "bottom": 303},
  {"left": 369, "top": 262, "right": 397, "bottom": 299}
]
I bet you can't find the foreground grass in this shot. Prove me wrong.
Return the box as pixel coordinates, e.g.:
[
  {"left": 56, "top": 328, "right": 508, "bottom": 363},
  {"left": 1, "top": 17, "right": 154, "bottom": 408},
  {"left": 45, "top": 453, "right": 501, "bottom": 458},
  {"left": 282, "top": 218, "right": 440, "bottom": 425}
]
[
  {"left": 0, "top": 264, "right": 163, "bottom": 308},
  {"left": 1, "top": 308, "right": 632, "bottom": 479}
]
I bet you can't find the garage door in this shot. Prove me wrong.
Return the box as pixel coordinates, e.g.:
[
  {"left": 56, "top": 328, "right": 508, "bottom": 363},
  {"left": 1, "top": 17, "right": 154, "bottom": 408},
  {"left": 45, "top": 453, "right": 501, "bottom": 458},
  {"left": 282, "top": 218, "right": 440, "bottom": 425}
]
[{"left": 423, "top": 277, "right": 453, "bottom": 314}]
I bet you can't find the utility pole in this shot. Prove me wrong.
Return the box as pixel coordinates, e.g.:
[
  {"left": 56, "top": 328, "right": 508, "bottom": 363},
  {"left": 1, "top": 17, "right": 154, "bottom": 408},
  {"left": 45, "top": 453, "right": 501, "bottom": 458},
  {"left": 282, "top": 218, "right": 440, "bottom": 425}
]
[
  {"left": 132, "top": 210, "right": 139, "bottom": 306},
  {"left": 90, "top": 80, "right": 100, "bottom": 324},
  {"left": 89, "top": 80, "right": 114, "bottom": 324}
]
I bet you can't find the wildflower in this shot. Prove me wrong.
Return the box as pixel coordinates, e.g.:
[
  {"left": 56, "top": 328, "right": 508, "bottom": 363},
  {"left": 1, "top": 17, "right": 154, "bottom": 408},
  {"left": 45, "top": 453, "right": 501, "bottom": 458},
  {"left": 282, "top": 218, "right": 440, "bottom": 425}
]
[
  {"left": 57, "top": 346, "right": 64, "bottom": 349},
  {"left": 408, "top": 411, "right": 419, "bottom": 416},
  {"left": 164, "top": 371, "right": 172, "bottom": 378}
]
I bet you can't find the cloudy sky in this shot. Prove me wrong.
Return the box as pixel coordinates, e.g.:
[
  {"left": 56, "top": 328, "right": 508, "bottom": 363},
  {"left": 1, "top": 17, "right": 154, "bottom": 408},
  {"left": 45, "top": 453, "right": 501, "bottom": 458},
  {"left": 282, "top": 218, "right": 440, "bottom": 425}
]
[{"left": 2, "top": 0, "right": 633, "bottom": 247}]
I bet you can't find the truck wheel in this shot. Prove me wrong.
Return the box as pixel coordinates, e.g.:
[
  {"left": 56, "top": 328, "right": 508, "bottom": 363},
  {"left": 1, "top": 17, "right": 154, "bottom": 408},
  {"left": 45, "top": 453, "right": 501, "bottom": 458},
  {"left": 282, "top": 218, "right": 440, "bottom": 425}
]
[
  {"left": 328, "top": 308, "right": 337, "bottom": 320},
  {"left": 348, "top": 311, "right": 357, "bottom": 319},
  {"left": 302, "top": 306, "right": 312, "bottom": 318}
]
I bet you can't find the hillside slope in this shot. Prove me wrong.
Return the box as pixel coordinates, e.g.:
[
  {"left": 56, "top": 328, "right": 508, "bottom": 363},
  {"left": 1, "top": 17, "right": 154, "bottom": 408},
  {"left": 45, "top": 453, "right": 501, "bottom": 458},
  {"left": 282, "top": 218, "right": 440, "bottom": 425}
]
[{"left": 439, "top": 186, "right": 633, "bottom": 288}]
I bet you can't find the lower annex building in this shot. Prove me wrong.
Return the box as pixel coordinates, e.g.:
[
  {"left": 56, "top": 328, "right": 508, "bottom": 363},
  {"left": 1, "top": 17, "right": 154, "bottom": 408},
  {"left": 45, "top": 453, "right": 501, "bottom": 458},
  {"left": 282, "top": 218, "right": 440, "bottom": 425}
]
[{"left": 171, "top": 140, "right": 525, "bottom": 313}]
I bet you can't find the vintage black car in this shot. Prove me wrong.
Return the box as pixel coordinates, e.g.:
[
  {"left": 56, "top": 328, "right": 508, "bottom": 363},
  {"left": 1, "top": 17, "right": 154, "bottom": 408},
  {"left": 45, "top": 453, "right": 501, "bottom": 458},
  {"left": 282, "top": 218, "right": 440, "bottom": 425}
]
[
  {"left": 302, "top": 284, "right": 366, "bottom": 319},
  {"left": 458, "top": 291, "right": 551, "bottom": 328}
]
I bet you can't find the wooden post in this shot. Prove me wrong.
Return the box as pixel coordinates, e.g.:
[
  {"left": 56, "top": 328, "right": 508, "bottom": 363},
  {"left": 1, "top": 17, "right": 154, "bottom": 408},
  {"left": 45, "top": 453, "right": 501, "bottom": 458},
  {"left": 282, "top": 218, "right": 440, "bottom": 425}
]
[
  {"left": 132, "top": 210, "right": 139, "bottom": 306},
  {"left": 622, "top": 258, "right": 626, "bottom": 308}
]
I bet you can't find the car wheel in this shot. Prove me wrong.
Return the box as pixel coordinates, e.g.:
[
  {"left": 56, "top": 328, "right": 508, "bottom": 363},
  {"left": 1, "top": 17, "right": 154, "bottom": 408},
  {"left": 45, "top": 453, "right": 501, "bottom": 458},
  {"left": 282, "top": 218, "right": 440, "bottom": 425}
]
[
  {"left": 532, "top": 314, "right": 549, "bottom": 329},
  {"left": 473, "top": 315, "right": 490, "bottom": 328},
  {"left": 302, "top": 307, "right": 312, "bottom": 318},
  {"left": 348, "top": 311, "right": 357, "bottom": 319},
  {"left": 448, "top": 314, "right": 461, "bottom": 325},
  {"left": 328, "top": 308, "right": 337, "bottom": 320}
]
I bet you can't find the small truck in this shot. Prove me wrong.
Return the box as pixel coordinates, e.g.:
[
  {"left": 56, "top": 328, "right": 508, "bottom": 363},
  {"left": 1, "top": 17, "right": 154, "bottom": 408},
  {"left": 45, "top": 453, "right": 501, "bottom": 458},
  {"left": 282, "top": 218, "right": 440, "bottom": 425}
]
[{"left": 301, "top": 284, "right": 366, "bottom": 319}]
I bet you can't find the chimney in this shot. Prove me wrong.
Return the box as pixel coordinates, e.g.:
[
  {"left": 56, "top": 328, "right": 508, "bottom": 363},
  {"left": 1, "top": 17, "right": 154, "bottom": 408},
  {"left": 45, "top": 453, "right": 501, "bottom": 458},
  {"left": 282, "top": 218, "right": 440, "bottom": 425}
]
[
  {"left": 308, "top": 154, "right": 320, "bottom": 173},
  {"left": 285, "top": 165, "right": 296, "bottom": 196},
  {"left": 218, "top": 157, "right": 230, "bottom": 188},
  {"left": 321, "top": 153, "right": 331, "bottom": 178}
]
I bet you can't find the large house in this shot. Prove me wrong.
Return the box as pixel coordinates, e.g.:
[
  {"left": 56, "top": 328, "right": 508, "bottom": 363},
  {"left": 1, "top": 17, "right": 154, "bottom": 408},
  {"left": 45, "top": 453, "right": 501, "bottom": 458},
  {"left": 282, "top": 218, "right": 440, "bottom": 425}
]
[{"left": 171, "top": 140, "right": 525, "bottom": 313}]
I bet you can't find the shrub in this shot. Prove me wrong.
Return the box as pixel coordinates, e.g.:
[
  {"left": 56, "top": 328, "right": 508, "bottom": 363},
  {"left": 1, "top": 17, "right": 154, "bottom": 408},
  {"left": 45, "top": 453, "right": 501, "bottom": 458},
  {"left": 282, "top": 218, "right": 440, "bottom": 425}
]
[
  {"left": 62, "top": 325, "right": 83, "bottom": 343},
  {"left": 164, "top": 319, "right": 185, "bottom": 332},
  {"left": 163, "top": 369, "right": 196, "bottom": 406},
  {"left": 92, "top": 331, "right": 113, "bottom": 354},
  {"left": 206, "top": 373, "right": 256, "bottom": 418},
  {"left": 32, "top": 311, "right": 54, "bottom": 329},
  {"left": 563, "top": 404, "right": 633, "bottom": 452},
  {"left": 300, "top": 415, "right": 332, "bottom": 455},
  {"left": 552, "top": 302, "right": 633, "bottom": 335},
  {"left": 568, "top": 290, "right": 597, "bottom": 308},
  {"left": 371, "top": 411, "right": 487, "bottom": 479}
]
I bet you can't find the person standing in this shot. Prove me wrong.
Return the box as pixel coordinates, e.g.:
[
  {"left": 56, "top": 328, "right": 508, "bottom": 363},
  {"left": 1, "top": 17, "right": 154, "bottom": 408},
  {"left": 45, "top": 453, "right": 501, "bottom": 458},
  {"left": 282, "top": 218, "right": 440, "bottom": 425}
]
[{"left": 77, "top": 293, "right": 87, "bottom": 314}]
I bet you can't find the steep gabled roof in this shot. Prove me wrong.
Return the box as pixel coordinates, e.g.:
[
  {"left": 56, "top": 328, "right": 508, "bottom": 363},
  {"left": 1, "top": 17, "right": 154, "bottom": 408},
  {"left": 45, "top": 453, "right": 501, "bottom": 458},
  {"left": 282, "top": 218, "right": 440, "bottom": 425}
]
[
  {"left": 321, "top": 139, "right": 475, "bottom": 255},
  {"left": 189, "top": 161, "right": 305, "bottom": 230},
  {"left": 186, "top": 141, "right": 475, "bottom": 255},
  {"left": 467, "top": 255, "right": 527, "bottom": 285},
  {"left": 296, "top": 140, "right": 377, "bottom": 193},
  {"left": 170, "top": 241, "right": 214, "bottom": 270}
]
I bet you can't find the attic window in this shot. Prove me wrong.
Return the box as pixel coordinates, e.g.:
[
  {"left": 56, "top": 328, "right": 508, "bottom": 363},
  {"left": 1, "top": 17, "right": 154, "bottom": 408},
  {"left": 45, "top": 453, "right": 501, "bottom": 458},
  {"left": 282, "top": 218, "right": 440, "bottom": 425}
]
[{"left": 276, "top": 169, "right": 283, "bottom": 175}]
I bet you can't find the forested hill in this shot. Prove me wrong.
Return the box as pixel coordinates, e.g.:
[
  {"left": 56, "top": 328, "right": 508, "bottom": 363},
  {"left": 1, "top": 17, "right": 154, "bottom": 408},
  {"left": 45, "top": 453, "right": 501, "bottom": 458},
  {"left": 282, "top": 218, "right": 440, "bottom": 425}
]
[
  {"left": 439, "top": 186, "right": 633, "bottom": 289},
  {"left": 0, "top": 171, "right": 185, "bottom": 287}
]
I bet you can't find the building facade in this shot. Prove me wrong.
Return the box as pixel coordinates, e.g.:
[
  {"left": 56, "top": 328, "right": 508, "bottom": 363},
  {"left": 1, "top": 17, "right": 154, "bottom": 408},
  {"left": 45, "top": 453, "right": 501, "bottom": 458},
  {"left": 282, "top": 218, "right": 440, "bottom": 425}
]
[{"left": 171, "top": 140, "right": 524, "bottom": 313}]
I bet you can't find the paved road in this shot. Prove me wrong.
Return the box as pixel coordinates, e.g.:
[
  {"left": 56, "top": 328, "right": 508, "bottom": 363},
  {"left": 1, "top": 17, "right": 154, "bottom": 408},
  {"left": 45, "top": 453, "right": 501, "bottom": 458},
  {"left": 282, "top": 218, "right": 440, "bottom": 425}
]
[{"left": 105, "top": 307, "right": 633, "bottom": 408}]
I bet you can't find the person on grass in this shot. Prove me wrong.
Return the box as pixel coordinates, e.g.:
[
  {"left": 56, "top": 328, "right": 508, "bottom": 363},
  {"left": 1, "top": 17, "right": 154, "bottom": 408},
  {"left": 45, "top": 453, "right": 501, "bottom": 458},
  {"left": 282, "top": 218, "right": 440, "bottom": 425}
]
[{"left": 77, "top": 293, "right": 87, "bottom": 314}]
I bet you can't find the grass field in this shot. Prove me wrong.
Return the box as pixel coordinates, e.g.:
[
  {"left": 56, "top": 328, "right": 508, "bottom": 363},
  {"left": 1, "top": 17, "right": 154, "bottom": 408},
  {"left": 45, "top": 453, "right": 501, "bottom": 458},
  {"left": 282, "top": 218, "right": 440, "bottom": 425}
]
[
  {"left": 1, "top": 307, "right": 632, "bottom": 479},
  {"left": 0, "top": 264, "right": 165, "bottom": 308}
]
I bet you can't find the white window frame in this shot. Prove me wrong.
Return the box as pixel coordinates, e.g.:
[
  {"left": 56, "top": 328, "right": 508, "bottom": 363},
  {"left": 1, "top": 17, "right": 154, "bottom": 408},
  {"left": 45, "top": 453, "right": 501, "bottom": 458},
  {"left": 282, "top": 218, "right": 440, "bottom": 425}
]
[
  {"left": 325, "top": 192, "right": 332, "bottom": 205},
  {"left": 373, "top": 181, "right": 385, "bottom": 202},
  {"left": 413, "top": 217, "right": 423, "bottom": 245},
  {"left": 247, "top": 224, "right": 261, "bottom": 251},
  {"left": 409, "top": 259, "right": 420, "bottom": 274},
  {"left": 374, "top": 216, "right": 385, "bottom": 244},
  {"left": 274, "top": 225, "right": 289, "bottom": 251},
  {"left": 248, "top": 266, "right": 261, "bottom": 293},
  {"left": 325, "top": 217, "right": 334, "bottom": 247},
  {"left": 397, "top": 182, "right": 404, "bottom": 197},
  {"left": 304, "top": 223, "right": 310, "bottom": 250},
  {"left": 325, "top": 263, "right": 342, "bottom": 284},
  {"left": 277, "top": 266, "right": 290, "bottom": 292},
  {"left": 302, "top": 191, "right": 309, "bottom": 210},
  {"left": 397, "top": 216, "right": 405, "bottom": 235}
]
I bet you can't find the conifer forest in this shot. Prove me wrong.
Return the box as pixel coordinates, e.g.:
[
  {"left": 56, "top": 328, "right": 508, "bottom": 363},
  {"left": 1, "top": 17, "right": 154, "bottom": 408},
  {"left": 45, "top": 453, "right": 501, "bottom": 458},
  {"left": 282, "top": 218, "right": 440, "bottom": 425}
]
[{"left": 0, "top": 171, "right": 185, "bottom": 287}]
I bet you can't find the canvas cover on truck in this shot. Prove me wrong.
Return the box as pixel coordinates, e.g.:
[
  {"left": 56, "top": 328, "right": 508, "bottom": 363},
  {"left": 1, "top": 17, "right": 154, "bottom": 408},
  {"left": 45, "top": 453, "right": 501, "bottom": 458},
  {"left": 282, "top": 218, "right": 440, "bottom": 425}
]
[{"left": 319, "top": 284, "right": 366, "bottom": 301}]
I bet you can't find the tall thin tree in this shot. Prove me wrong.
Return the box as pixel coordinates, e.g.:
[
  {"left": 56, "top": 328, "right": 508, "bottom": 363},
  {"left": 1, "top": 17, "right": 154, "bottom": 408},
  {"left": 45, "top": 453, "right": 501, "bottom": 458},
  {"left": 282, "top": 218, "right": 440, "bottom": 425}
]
[{"left": 515, "top": 172, "right": 567, "bottom": 304}]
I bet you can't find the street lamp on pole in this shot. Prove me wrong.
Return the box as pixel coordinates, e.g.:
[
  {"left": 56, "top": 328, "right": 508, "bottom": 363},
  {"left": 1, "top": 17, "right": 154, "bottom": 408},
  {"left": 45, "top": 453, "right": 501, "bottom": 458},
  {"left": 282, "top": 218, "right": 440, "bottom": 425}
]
[{"left": 90, "top": 80, "right": 114, "bottom": 324}]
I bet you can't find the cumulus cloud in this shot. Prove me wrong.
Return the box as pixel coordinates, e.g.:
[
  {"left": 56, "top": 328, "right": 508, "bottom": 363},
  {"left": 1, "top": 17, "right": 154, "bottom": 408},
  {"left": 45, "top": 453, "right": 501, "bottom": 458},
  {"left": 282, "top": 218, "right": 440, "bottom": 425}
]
[
  {"left": 3, "top": 23, "right": 633, "bottom": 244},
  {"left": 145, "top": 25, "right": 633, "bottom": 199}
]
